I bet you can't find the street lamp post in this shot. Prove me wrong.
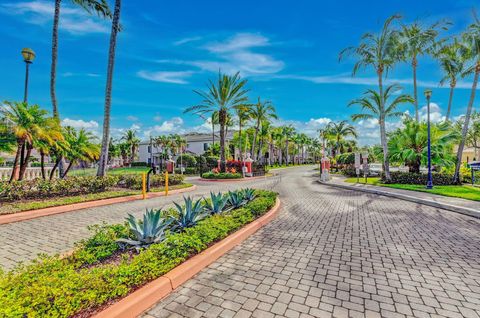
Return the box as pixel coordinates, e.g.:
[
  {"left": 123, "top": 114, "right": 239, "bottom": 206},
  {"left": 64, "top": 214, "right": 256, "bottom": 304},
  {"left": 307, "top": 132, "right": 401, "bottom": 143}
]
[
  {"left": 21, "top": 48, "right": 35, "bottom": 103},
  {"left": 425, "top": 89, "right": 433, "bottom": 189}
]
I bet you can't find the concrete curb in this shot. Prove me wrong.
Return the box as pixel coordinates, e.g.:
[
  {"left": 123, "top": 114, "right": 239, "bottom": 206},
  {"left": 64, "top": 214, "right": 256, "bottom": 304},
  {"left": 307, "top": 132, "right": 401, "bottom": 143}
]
[
  {"left": 94, "top": 197, "right": 281, "bottom": 318},
  {"left": 0, "top": 185, "right": 197, "bottom": 225},
  {"left": 198, "top": 175, "right": 273, "bottom": 182},
  {"left": 318, "top": 180, "right": 480, "bottom": 219}
]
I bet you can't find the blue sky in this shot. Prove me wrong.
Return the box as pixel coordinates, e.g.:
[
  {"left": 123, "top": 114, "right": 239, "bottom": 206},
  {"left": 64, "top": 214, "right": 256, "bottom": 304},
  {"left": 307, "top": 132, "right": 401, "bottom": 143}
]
[{"left": 0, "top": 0, "right": 479, "bottom": 145}]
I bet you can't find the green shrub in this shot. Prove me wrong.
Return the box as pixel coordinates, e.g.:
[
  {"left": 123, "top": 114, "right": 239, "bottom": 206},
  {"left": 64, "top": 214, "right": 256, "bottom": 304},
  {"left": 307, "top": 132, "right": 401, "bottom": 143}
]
[
  {"left": 176, "top": 154, "right": 196, "bottom": 167},
  {"left": 195, "top": 155, "right": 206, "bottom": 166},
  {"left": 119, "top": 173, "right": 184, "bottom": 190},
  {"left": 130, "top": 162, "right": 148, "bottom": 167},
  {"left": 202, "top": 172, "right": 242, "bottom": 179},
  {"left": 205, "top": 156, "right": 219, "bottom": 166},
  {"left": 0, "top": 192, "right": 277, "bottom": 317},
  {"left": 174, "top": 167, "right": 197, "bottom": 175},
  {"left": 382, "top": 171, "right": 459, "bottom": 185},
  {"left": 0, "top": 176, "right": 119, "bottom": 201}
]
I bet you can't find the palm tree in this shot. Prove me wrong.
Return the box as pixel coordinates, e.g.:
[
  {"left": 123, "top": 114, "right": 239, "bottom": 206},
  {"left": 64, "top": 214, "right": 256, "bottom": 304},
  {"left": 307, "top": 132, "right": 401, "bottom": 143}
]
[
  {"left": 62, "top": 127, "right": 100, "bottom": 177},
  {"left": 281, "top": 125, "right": 296, "bottom": 165},
  {"left": 340, "top": 15, "right": 401, "bottom": 180},
  {"left": 233, "top": 102, "right": 252, "bottom": 176},
  {"left": 326, "top": 121, "right": 358, "bottom": 157},
  {"left": 185, "top": 72, "right": 249, "bottom": 172},
  {"left": 348, "top": 84, "right": 414, "bottom": 176},
  {"left": 250, "top": 98, "right": 277, "bottom": 160},
  {"left": 50, "top": 0, "right": 111, "bottom": 118},
  {"left": 1, "top": 102, "right": 58, "bottom": 181},
  {"left": 153, "top": 135, "right": 172, "bottom": 170},
  {"left": 454, "top": 13, "right": 480, "bottom": 183},
  {"left": 121, "top": 129, "right": 139, "bottom": 165},
  {"left": 466, "top": 112, "right": 480, "bottom": 160},
  {"left": 398, "top": 20, "right": 448, "bottom": 120},
  {"left": 172, "top": 134, "right": 187, "bottom": 174},
  {"left": 97, "top": 0, "right": 121, "bottom": 177},
  {"left": 434, "top": 38, "right": 465, "bottom": 121}
]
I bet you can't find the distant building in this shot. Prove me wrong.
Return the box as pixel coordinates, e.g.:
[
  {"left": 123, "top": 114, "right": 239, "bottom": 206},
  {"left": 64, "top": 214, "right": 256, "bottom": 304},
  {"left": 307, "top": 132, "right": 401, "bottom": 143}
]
[{"left": 137, "top": 132, "right": 235, "bottom": 165}]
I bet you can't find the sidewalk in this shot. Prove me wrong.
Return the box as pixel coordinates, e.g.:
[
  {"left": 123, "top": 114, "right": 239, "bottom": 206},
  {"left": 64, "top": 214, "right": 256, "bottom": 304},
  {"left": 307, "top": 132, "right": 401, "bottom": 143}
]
[{"left": 320, "top": 175, "right": 480, "bottom": 218}]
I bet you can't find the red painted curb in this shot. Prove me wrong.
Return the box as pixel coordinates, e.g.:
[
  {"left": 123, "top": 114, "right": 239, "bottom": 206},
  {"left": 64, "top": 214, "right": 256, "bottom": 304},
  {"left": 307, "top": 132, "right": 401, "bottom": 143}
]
[
  {"left": 0, "top": 185, "right": 196, "bottom": 225},
  {"left": 93, "top": 197, "right": 281, "bottom": 318}
]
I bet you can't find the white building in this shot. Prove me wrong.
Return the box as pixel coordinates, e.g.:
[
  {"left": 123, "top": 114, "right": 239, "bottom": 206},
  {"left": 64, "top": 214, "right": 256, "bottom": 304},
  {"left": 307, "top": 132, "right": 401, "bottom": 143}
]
[{"left": 137, "top": 132, "right": 234, "bottom": 165}]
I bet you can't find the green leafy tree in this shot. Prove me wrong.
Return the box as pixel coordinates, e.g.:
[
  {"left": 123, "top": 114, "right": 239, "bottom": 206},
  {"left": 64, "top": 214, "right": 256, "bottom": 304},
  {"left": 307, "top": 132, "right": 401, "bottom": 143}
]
[
  {"left": 250, "top": 97, "right": 277, "bottom": 160},
  {"left": 62, "top": 127, "right": 100, "bottom": 177},
  {"left": 121, "top": 129, "right": 140, "bottom": 164},
  {"left": 185, "top": 72, "right": 249, "bottom": 172},
  {"left": 326, "top": 121, "right": 357, "bottom": 157}
]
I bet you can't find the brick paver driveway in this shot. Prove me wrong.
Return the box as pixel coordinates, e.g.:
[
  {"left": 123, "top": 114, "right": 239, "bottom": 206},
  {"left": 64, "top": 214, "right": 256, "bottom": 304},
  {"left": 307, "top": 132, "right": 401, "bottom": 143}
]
[{"left": 145, "top": 167, "right": 480, "bottom": 318}]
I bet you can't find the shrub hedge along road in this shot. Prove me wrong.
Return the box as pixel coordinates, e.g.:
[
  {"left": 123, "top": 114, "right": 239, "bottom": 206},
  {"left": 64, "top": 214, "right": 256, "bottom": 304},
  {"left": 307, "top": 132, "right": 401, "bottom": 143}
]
[
  {"left": 381, "top": 171, "right": 459, "bottom": 185},
  {"left": 0, "top": 190, "right": 277, "bottom": 317},
  {"left": 201, "top": 172, "right": 243, "bottom": 179}
]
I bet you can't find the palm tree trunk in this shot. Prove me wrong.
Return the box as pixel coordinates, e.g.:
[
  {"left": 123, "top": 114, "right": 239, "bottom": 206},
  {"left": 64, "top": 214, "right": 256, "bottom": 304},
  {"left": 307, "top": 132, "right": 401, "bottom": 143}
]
[
  {"left": 51, "top": 0, "right": 61, "bottom": 118},
  {"left": 219, "top": 109, "right": 226, "bottom": 172},
  {"left": 9, "top": 139, "right": 25, "bottom": 182},
  {"left": 286, "top": 140, "right": 289, "bottom": 165},
  {"left": 445, "top": 82, "right": 455, "bottom": 121},
  {"left": 251, "top": 121, "right": 259, "bottom": 161},
  {"left": 211, "top": 116, "right": 215, "bottom": 145},
  {"left": 378, "top": 70, "right": 391, "bottom": 181},
  {"left": 18, "top": 143, "right": 33, "bottom": 181},
  {"left": 40, "top": 151, "right": 46, "bottom": 180},
  {"left": 62, "top": 161, "right": 74, "bottom": 178},
  {"left": 50, "top": 158, "right": 61, "bottom": 180},
  {"left": 97, "top": 0, "right": 121, "bottom": 177},
  {"left": 454, "top": 64, "right": 479, "bottom": 183},
  {"left": 412, "top": 57, "right": 419, "bottom": 122}
]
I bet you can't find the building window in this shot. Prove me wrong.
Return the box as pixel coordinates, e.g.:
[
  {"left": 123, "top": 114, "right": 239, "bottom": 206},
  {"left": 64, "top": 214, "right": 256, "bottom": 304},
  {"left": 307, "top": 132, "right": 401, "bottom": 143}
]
[
  {"left": 203, "top": 143, "right": 209, "bottom": 151},
  {"left": 148, "top": 158, "right": 151, "bottom": 165},
  {"left": 148, "top": 145, "right": 151, "bottom": 153}
]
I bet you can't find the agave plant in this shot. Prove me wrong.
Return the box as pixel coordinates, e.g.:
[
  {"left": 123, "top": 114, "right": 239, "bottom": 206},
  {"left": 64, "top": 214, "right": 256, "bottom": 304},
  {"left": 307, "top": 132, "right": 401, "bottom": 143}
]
[
  {"left": 172, "top": 196, "right": 208, "bottom": 230},
  {"left": 242, "top": 188, "right": 256, "bottom": 202},
  {"left": 227, "top": 190, "right": 246, "bottom": 209},
  {"left": 204, "top": 192, "right": 230, "bottom": 215},
  {"left": 117, "top": 209, "right": 172, "bottom": 250}
]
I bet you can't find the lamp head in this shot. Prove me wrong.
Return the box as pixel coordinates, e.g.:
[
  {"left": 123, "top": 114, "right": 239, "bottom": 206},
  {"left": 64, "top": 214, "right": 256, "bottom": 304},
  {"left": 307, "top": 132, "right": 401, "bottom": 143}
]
[
  {"left": 21, "top": 48, "right": 35, "bottom": 63},
  {"left": 424, "top": 89, "right": 432, "bottom": 99}
]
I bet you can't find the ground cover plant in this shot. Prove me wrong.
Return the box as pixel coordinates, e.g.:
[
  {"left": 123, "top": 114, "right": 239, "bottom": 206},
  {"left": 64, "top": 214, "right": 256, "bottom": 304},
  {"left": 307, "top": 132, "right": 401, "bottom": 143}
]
[
  {"left": 0, "top": 189, "right": 277, "bottom": 317},
  {"left": 201, "top": 172, "right": 243, "bottom": 179}
]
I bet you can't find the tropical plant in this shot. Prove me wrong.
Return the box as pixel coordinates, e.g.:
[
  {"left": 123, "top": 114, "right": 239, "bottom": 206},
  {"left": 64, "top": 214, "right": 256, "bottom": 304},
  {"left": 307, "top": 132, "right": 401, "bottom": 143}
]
[
  {"left": 50, "top": 0, "right": 112, "bottom": 118},
  {"left": 172, "top": 196, "right": 208, "bottom": 230},
  {"left": 0, "top": 117, "right": 15, "bottom": 153},
  {"left": 388, "top": 119, "right": 459, "bottom": 173},
  {"left": 281, "top": 125, "right": 296, "bottom": 165},
  {"left": 242, "top": 188, "right": 256, "bottom": 202},
  {"left": 454, "top": 12, "right": 480, "bottom": 183},
  {"left": 348, "top": 84, "right": 413, "bottom": 172},
  {"left": 185, "top": 72, "right": 249, "bottom": 172},
  {"left": 434, "top": 37, "right": 466, "bottom": 121},
  {"left": 340, "top": 15, "right": 401, "bottom": 181},
  {"left": 250, "top": 98, "right": 277, "bottom": 160},
  {"left": 204, "top": 192, "right": 230, "bottom": 215},
  {"left": 326, "top": 121, "right": 357, "bottom": 157},
  {"left": 398, "top": 20, "right": 448, "bottom": 120},
  {"left": 466, "top": 112, "right": 480, "bottom": 160},
  {"left": 62, "top": 127, "right": 100, "bottom": 178},
  {"left": 233, "top": 102, "right": 252, "bottom": 171},
  {"left": 97, "top": 0, "right": 122, "bottom": 177},
  {"left": 227, "top": 190, "right": 246, "bottom": 209},
  {"left": 121, "top": 129, "right": 140, "bottom": 165},
  {"left": 116, "top": 209, "right": 171, "bottom": 250}
]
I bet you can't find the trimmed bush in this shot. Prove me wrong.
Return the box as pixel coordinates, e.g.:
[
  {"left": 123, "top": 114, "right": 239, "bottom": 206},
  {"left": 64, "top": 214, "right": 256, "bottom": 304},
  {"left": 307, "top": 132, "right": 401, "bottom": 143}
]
[
  {"left": 382, "top": 171, "right": 459, "bottom": 185},
  {"left": 205, "top": 156, "right": 219, "bottom": 166},
  {"left": 119, "top": 173, "right": 184, "bottom": 190},
  {"left": 202, "top": 172, "right": 242, "bottom": 179},
  {"left": 130, "top": 162, "right": 148, "bottom": 167},
  {"left": 0, "top": 191, "right": 277, "bottom": 317},
  {"left": 174, "top": 167, "right": 197, "bottom": 175},
  {"left": 176, "top": 154, "right": 196, "bottom": 167},
  {"left": 0, "top": 176, "right": 119, "bottom": 201}
]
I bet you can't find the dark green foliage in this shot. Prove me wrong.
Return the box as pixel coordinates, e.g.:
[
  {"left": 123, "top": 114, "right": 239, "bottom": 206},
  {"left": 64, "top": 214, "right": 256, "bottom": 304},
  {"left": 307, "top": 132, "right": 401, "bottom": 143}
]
[
  {"left": 0, "top": 191, "right": 277, "bottom": 317},
  {"left": 172, "top": 196, "right": 209, "bottom": 230},
  {"left": 227, "top": 190, "right": 246, "bottom": 208},
  {"left": 205, "top": 156, "right": 220, "bottom": 166},
  {"left": 382, "top": 171, "right": 459, "bottom": 185},
  {"left": 176, "top": 154, "right": 196, "bottom": 167},
  {"left": 202, "top": 172, "right": 242, "bottom": 179},
  {"left": 174, "top": 167, "right": 197, "bottom": 175},
  {"left": 119, "top": 173, "right": 184, "bottom": 190},
  {"left": 130, "top": 162, "right": 148, "bottom": 167}
]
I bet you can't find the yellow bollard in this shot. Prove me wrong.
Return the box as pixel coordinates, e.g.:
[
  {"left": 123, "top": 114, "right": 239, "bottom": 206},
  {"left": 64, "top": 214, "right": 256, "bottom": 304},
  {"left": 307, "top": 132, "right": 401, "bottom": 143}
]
[
  {"left": 165, "top": 170, "right": 169, "bottom": 196},
  {"left": 142, "top": 172, "right": 146, "bottom": 200}
]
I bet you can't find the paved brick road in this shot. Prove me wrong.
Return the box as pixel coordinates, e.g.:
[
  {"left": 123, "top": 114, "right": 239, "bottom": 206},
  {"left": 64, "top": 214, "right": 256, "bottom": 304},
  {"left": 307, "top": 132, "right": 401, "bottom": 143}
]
[
  {"left": 0, "top": 176, "right": 279, "bottom": 270},
  {"left": 144, "top": 167, "right": 480, "bottom": 318}
]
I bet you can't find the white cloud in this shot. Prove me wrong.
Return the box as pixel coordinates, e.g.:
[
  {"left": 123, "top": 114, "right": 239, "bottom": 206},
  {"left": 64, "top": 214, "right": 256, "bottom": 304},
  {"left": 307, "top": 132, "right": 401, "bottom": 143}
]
[
  {"left": 0, "top": 0, "right": 109, "bottom": 34},
  {"left": 419, "top": 102, "right": 445, "bottom": 123},
  {"left": 174, "top": 36, "right": 202, "bottom": 46},
  {"left": 62, "top": 72, "right": 100, "bottom": 77},
  {"left": 126, "top": 115, "right": 139, "bottom": 121},
  {"left": 149, "top": 117, "right": 184, "bottom": 134},
  {"left": 137, "top": 70, "right": 194, "bottom": 84},
  {"left": 205, "top": 33, "right": 270, "bottom": 53},
  {"left": 62, "top": 118, "right": 99, "bottom": 130}
]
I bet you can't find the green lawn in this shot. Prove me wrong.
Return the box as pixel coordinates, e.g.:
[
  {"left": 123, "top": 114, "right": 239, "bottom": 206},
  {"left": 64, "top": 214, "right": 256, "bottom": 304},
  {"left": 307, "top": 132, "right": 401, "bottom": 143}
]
[
  {"left": 69, "top": 166, "right": 151, "bottom": 176},
  {"left": 344, "top": 177, "right": 480, "bottom": 201},
  {"left": 0, "top": 183, "right": 193, "bottom": 215}
]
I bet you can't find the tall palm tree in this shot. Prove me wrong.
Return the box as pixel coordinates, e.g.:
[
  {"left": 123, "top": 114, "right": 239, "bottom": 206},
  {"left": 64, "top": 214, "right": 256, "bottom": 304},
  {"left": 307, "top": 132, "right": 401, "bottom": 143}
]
[
  {"left": 50, "top": 0, "right": 111, "bottom": 118},
  {"left": 185, "top": 72, "right": 249, "bottom": 172},
  {"left": 172, "top": 134, "right": 187, "bottom": 174},
  {"left": 121, "top": 129, "right": 139, "bottom": 165},
  {"left": 97, "top": 0, "right": 121, "bottom": 177},
  {"left": 233, "top": 102, "right": 252, "bottom": 171},
  {"left": 348, "top": 84, "right": 414, "bottom": 175},
  {"left": 250, "top": 98, "right": 277, "bottom": 160},
  {"left": 326, "top": 121, "right": 358, "bottom": 157},
  {"left": 153, "top": 135, "right": 172, "bottom": 170},
  {"left": 398, "top": 20, "right": 448, "bottom": 120},
  {"left": 62, "top": 127, "right": 100, "bottom": 177},
  {"left": 1, "top": 102, "right": 58, "bottom": 181},
  {"left": 340, "top": 15, "right": 401, "bottom": 180},
  {"left": 434, "top": 37, "right": 466, "bottom": 121},
  {"left": 281, "top": 125, "right": 296, "bottom": 165},
  {"left": 454, "top": 13, "right": 480, "bottom": 183}
]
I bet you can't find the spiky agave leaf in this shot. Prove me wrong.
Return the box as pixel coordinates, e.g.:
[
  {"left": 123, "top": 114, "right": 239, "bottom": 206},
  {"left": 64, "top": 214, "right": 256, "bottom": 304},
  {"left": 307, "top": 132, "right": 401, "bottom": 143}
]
[{"left": 172, "top": 196, "right": 208, "bottom": 230}]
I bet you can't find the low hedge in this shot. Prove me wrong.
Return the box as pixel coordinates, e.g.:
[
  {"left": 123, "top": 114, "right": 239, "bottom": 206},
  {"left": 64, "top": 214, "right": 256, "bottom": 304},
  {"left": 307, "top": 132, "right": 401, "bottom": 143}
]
[
  {"left": 202, "top": 172, "right": 243, "bottom": 179},
  {"left": 0, "top": 190, "right": 277, "bottom": 317},
  {"left": 119, "top": 173, "right": 184, "bottom": 190},
  {"left": 0, "top": 176, "right": 119, "bottom": 201},
  {"left": 174, "top": 167, "right": 197, "bottom": 175},
  {"left": 130, "top": 162, "right": 147, "bottom": 167},
  {"left": 382, "top": 171, "right": 459, "bottom": 185}
]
